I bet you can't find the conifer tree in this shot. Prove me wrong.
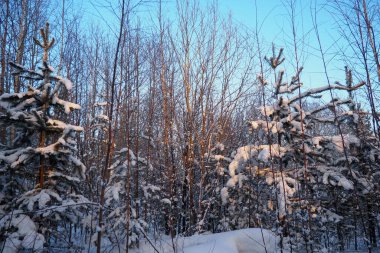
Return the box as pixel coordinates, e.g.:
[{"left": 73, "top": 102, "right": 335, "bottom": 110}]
[
  {"left": 0, "top": 23, "right": 87, "bottom": 252},
  {"left": 222, "top": 48, "right": 367, "bottom": 252},
  {"left": 104, "top": 148, "right": 157, "bottom": 250}
]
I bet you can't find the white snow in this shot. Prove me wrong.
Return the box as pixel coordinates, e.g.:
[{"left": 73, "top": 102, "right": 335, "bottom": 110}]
[
  {"left": 142, "top": 184, "right": 160, "bottom": 198},
  {"left": 261, "top": 106, "right": 275, "bottom": 116},
  {"left": 209, "top": 154, "right": 232, "bottom": 162},
  {"left": 318, "top": 166, "right": 354, "bottom": 190},
  {"left": 129, "top": 228, "right": 278, "bottom": 253},
  {"left": 52, "top": 95, "right": 81, "bottom": 114},
  {"left": 96, "top": 114, "right": 109, "bottom": 121},
  {"left": 17, "top": 189, "right": 63, "bottom": 211},
  {"left": 266, "top": 174, "right": 299, "bottom": 219},
  {"left": 215, "top": 142, "right": 225, "bottom": 151},
  {"left": 228, "top": 144, "right": 285, "bottom": 180},
  {"left": 94, "top": 101, "right": 108, "bottom": 107},
  {"left": 221, "top": 187, "right": 229, "bottom": 205},
  {"left": 161, "top": 198, "right": 172, "bottom": 205},
  {"left": 312, "top": 134, "right": 360, "bottom": 152},
  {"left": 250, "top": 120, "right": 284, "bottom": 134},
  {"left": 250, "top": 120, "right": 260, "bottom": 129},
  {"left": 112, "top": 184, "right": 121, "bottom": 202},
  {"left": 58, "top": 77, "right": 73, "bottom": 90},
  {"left": 0, "top": 214, "right": 45, "bottom": 253},
  {"left": 48, "top": 171, "right": 81, "bottom": 182}
]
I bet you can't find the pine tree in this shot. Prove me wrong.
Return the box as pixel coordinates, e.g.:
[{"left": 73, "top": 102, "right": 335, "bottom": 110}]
[{"left": 0, "top": 23, "right": 88, "bottom": 252}]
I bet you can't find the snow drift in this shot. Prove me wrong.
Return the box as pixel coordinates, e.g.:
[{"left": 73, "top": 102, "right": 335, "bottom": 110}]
[{"left": 130, "top": 228, "right": 278, "bottom": 253}]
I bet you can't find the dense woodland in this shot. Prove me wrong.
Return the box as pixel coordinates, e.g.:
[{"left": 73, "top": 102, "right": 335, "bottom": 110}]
[{"left": 0, "top": 0, "right": 380, "bottom": 252}]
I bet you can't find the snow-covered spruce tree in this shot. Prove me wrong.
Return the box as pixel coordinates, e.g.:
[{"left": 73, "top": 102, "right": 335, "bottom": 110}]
[
  {"left": 85, "top": 98, "right": 162, "bottom": 251},
  {"left": 79, "top": 101, "right": 109, "bottom": 246},
  {"left": 0, "top": 23, "right": 88, "bottom": 252},
  {"left": 204, "top": 107, "right": 267, "bottom": 233},
  {"left": 307, "top": 68, "right": 380, "bottom": 251},
  {"left": 221, "top": 48, "right": 367, "bottom": 252},
  {"left": 350, "top": 108, "right": 380, "bottom": 250},
  {"left": 204, "top": 142, "right": 234, "bottom": 232},
  {"left": 103, "top": 147, "right": 159, "bottom": 250},
  {"left": 207, "top": 141, "right": 268, "bottom": 232}
]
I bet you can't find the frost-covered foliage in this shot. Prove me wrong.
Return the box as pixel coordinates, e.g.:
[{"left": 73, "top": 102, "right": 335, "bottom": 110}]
[
  {"left": 0, "top": 23, "right": 88, "bottom": 252},
  {"left": 103, "top": 147, "right": 159, "bottom": 249},
  {"left": 221, "top": 47, "right": 378, "bottom": 252},
  {"left": 200, "top": 140, "right": 250, "bottom": 233}
]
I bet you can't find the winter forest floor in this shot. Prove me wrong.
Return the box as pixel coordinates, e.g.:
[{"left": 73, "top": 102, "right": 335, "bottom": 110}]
[
  {"left": 128, "top": 228, "right": 277, "bottom": 253},
  {"left": 99, "top": 228, "right": 379, "bottom": 253}
]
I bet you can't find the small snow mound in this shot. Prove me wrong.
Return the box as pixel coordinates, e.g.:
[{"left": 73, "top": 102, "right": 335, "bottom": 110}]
[{"left": 131, "top": 228, "right": 279, "bottom": 253}]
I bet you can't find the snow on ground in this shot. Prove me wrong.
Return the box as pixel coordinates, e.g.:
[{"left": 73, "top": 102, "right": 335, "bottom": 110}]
[{"left": 130, "top": 228, "right": 279, "bottom": 253}]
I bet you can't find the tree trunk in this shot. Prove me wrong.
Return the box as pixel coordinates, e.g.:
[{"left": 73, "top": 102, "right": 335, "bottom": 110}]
[
  {"left": 96, "top": 1, "right": 125, "bottom": 252},
  {"left": 0, "top": 0, "right": 9, "bottom": 95},
  {"left": 14, "top": 0, "right": 29, "bottom": 93}
]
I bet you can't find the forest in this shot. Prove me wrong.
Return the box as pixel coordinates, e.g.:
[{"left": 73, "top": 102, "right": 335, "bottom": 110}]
[{"left": 0, "top": 0, "right": 379, "bottom": 252}]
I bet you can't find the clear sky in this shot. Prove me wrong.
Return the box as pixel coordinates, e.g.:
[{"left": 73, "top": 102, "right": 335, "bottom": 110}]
[
  {"left": 67, "top": 0, "right": 347, "bottom": 97},
  {"left": 215, "top": 0, "right": 344, "bottom": 87}
]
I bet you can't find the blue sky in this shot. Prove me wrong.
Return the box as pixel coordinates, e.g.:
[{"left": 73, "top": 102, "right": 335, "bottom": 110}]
[
  {"left": 69, "top": 0, "right": 347, "bottom": 97},
  {"left": 218, "top": 1, "right": 342, "bottom": 83},
  {"left": 214, "top": 0, "right": 347, "bottom": 100}
]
